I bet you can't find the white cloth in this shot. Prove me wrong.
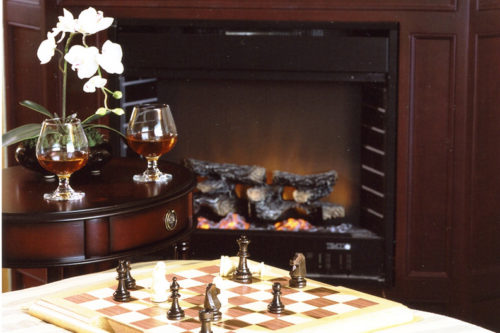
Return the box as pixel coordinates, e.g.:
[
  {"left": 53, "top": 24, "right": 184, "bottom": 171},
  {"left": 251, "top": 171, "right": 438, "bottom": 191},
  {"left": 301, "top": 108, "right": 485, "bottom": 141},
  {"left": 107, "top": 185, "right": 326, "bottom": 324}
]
[{"left": 1, "top": 261, "right": 494, "bottom": 333}]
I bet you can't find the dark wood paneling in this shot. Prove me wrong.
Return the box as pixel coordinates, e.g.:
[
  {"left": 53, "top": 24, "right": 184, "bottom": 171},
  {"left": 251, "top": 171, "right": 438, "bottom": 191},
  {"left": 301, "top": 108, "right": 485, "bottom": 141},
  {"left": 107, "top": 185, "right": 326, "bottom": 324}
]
[
  {"left": 468, "top": 33, "right": 500, "bottom": 324},
  {"left": 85, "top": 218, "right": 110, "bottom": 257},
  {"left": 407, "top": 35, "right": 455, "bottom": 278}
]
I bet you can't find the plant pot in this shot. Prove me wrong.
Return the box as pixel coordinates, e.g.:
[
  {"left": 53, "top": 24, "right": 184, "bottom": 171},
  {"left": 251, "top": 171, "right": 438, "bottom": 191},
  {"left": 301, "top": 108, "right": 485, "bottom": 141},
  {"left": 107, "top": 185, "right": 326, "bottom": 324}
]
[{"left": 15, "top": 140, "right": 113, "bottom": 179}]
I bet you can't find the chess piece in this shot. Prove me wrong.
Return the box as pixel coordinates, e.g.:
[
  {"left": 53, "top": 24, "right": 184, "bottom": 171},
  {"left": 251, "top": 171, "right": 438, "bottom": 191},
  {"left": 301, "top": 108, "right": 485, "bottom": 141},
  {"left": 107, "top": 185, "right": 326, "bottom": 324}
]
[
  {"left": 167, "top": 277, "right": 185, "bottom": 320},
  {"left": 151, "top": 262, "right": 169, "bottom": 302},
  {"left": 199, "top": 309, "right": 214, "bottom": 333},
  {"left": 125, "top": 260, "right": 137, "bottom": 289},
  {"left": 289, "top": 252, "right": 307, "bottom": 288},
  {"left": 233, "top": 235, "right": 252, "bottom": 284},
  {"left": 268, "top": 282, "right": 285, "bottom": 314},
  {"left": 204, "top": 283, "right": 222, "bottom": 321},
  {"left": 113, "top": 260, "right": 131, "bottom": 302}
]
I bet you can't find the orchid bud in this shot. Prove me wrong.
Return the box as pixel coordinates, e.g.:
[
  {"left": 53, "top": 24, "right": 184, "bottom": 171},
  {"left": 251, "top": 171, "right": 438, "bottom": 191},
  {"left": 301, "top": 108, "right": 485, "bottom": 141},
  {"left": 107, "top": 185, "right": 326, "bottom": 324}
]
[
  {"left": 112, "top": 108, "right": 125, "bottom": 116},
  {"left": 96, "top": 107, "right": 107, "bottom": 115},
  {"left": 112, "top": 91, "right": 122, "bottom": 99}
]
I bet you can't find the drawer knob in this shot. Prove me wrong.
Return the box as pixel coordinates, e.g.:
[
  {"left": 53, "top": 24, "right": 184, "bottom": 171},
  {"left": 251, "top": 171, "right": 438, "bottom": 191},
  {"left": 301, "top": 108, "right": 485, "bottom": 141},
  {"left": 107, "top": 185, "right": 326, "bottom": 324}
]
[{"left": 164, "top": 210, "right": 178, "bottom": 231}]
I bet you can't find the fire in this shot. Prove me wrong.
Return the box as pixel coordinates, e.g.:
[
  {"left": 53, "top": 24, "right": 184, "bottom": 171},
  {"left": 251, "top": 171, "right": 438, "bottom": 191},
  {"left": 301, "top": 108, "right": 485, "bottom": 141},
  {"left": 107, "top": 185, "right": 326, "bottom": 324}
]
[
  {"left": 196, "top": 213, "right": 250, "bottom": 230},
  {"left": 274, "top": 218, "right": 313, "bottom": 231}
]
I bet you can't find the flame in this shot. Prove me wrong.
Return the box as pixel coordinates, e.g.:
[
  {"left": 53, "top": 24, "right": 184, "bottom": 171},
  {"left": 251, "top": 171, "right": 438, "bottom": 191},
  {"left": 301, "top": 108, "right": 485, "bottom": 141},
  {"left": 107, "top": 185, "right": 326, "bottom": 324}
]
[
  {"left": 196, "top": 213, "right": 250, "bottom": 230},
  {"left": 274, "top": 218, "right": 313, "bottom": 231}
]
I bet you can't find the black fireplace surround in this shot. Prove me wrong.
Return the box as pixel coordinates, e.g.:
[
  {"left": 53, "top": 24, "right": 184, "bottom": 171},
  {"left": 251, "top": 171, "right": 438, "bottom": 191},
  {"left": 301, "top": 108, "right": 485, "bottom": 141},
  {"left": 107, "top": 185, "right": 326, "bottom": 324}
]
[{"left": 112, "top": 20, "right": 398, "bottom": 286}]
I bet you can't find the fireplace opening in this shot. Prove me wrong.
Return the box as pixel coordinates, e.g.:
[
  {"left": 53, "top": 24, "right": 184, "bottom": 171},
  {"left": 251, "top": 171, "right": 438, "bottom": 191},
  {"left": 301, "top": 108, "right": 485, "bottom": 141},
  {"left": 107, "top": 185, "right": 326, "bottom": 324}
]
[{"left": 112, "top": 20, "right": 398, "bottom": 286}]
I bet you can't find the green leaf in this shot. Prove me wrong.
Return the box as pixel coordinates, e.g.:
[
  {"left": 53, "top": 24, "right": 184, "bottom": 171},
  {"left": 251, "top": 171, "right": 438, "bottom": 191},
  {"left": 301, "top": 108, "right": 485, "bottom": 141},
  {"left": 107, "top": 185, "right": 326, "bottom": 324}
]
[
  {"left": 19, "top": 100, "right": 54, "bottom": 119},
  {"left": 2, "top": 123, "right": 42, "bottom": 147},
  {"left": 84, "top": 124, "right": 126, "bottom": 140}
]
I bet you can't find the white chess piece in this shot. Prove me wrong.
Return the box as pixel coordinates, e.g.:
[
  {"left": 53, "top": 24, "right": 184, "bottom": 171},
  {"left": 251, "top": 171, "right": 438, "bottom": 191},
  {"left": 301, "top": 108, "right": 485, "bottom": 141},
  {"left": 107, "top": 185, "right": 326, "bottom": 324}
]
[
  {"left": 219, "top": 256, "right": 237, "bottom": 277},
  {"left": 151, "top": 262, "right": 169, "bottom": 302}
]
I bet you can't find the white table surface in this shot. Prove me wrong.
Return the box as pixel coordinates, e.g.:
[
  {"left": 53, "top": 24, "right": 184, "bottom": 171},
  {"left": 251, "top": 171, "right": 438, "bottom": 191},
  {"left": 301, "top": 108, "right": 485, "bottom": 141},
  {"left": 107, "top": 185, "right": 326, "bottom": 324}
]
[{"left": 1, "top": 260, "right": 494, "bottom": 333}]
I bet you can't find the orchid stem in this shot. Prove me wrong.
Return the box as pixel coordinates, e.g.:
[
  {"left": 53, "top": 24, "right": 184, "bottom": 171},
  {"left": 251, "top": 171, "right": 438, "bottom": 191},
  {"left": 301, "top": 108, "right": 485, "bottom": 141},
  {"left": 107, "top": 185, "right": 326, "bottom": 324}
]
[{"left": 62, "top": 33, "right": 76, "bottom": 121}]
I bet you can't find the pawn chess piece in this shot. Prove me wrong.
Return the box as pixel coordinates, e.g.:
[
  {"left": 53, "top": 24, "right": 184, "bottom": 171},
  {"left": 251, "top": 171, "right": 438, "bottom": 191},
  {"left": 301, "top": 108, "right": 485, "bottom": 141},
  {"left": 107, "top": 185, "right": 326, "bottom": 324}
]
[
  {"left": 199, "top": 309, "right": 214, "bottom": 333},
  {"left": 268, "top": 282, "right": 285, "bottom": 314},
  {"left": 289, "top": 252, "right": 307, "bottom": 288},
  {"left": 233, "top": 235, "right": 252, "bottom": 284},
  {"left": 204, "top": 283, "right": 222, "bottom": 321},
  {"left": 113, "top": 260, "right": 131, "bottom": 302},
  {"left": 125, "top": 260, "right": 136, "bottom": 289},
  {"left": 167, "top": 277, "right": 185, "bottom": 320}
]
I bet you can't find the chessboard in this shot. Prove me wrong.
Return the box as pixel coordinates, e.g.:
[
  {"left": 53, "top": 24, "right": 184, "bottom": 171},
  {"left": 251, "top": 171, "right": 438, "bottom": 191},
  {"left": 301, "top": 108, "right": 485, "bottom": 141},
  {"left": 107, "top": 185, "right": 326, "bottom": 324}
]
[{"left": 28, "top": 259, "right": 415, "bottom": 333}]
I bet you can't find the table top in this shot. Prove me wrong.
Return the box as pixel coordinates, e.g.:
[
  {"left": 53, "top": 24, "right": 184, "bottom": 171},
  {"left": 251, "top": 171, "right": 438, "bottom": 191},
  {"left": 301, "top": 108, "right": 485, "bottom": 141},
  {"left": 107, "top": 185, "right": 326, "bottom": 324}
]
[
  {"left": 1, "top": 260, "right": 494, "bottom": 333},
  {"left": 2, "top": 158, "right": 197, "bottom": 222}
]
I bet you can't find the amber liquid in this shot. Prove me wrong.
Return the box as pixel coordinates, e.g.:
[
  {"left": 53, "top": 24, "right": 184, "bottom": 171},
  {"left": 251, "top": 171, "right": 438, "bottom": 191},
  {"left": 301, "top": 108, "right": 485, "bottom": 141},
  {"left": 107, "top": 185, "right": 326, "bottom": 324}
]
[
  {"left": 38, "top": 151, "right": 89, "bottom": 176},
  {"left": 127, "top": 133, "right": 178, "bottom": 158}
]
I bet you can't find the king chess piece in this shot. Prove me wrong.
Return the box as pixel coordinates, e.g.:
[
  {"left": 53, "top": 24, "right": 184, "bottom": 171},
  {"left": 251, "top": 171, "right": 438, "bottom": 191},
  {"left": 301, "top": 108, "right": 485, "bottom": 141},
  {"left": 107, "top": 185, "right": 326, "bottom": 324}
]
[
  {"left": 233, "top": 235, "right": 252, "bottom": 284},
  {"left": 203, "top": 283, "right": 222, "bottom": 321},
  {"left": 113, "top": 260, "right": 131, "bottom": 302},
  {"left": 125, "top": 260, "right": 136, "bottom": 289},
  {"left": 268, "top": 282, "right": 285, "bottom": 314},
  {"left": 289, "top": 252, "right": 307, "bottom": 288},
  {"left": 167, "top": 277, "right": 185, "bottom": 320}
]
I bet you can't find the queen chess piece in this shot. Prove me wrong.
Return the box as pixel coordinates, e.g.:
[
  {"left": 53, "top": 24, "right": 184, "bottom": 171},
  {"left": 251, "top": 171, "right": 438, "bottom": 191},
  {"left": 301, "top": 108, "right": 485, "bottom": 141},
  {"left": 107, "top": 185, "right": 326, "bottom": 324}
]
[
  {"left": 167, "top": 277, "right": 185, "bottom": 320},
  {"left": 113, "top": 260, "right": 131, "bottom": 302},
  {"left": 268, "top": 282, "right": 285, "bottom": 314},
  {"left": 233, "top": 235, "right": 252, "bottom": 284}
]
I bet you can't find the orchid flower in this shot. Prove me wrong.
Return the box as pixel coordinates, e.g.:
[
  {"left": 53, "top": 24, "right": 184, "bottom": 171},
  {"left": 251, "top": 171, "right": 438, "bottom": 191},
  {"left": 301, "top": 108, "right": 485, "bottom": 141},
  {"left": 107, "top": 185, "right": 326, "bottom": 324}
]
[
  {"left": 83, "top": 76, "right": 107, "bottom": 93},
  {"left": 64, "top": 45, "right": 100, "bottom": 79},
  {"left": 76, "top": 7, "right": 113, "bottom": 35},
  {"left": 97, "top": 41, "right": 124, "bottom": 74},
  {"left": 37, "top": 32, "right": 57, "bottom": 64}
]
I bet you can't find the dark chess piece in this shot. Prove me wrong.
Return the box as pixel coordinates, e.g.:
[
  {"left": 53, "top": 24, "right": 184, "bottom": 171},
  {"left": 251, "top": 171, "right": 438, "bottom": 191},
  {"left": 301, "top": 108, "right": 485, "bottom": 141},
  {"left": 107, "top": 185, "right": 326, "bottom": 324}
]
[
  {"left": 199, "top": 309, "right": 214, "bottom": 333},
  {"left": 289, "top": 252, "right": 307, "bottom": 288},
  {"left": 113, "top": 260, "right": 131, "bottom": 302},
  {"left": 203, "top": 283, "right": 222, "bottom": 321},
  {"left": 167, "top": 277, "right": 185, "bottom": 320},
  {"left": 125, "top": 260, "right": 137, "bottom": 289},
  {"left": 268, "top": 282, "right": 285, "bottom": 314},
  {"left": 233, "top": 235, "right": 253, "bottom": 284}
]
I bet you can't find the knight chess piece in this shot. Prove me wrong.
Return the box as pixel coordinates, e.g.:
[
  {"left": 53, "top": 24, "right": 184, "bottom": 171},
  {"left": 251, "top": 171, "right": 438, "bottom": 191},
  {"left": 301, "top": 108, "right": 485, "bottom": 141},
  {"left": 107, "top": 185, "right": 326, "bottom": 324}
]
[
  {"left": 199, "top": 309, "right": 214, "bottom": 333},
  {"left": 268, "top": 282, "right": 285, "bottom": 314},
  {"left": 113, "top": 260, "right": 131, "bottom": 302},
  {"left": 289, "top": 252, "right": 307, "bottom": 288},
  {"left": 233, "top": 235, "right": 253, "bottom": 284},
  {"left": 203, "top": 283, "right": 222, "bottom": 321},
  {"left": 167, "top": 277, "right": 185, "bottom": 320},
  {"left": 125, "top": 260, "right": 136, "bottom": 289}
]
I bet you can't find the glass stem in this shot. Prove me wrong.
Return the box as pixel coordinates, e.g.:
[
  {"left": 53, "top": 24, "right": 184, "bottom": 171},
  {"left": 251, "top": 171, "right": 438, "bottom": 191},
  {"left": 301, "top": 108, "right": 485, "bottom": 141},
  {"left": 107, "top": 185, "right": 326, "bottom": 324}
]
[
  {"left": 57, "top": 175, "right": 72, "bottom": 194},
  {"left": 146, "top": 157, "right": 160, "bottom": 174}
]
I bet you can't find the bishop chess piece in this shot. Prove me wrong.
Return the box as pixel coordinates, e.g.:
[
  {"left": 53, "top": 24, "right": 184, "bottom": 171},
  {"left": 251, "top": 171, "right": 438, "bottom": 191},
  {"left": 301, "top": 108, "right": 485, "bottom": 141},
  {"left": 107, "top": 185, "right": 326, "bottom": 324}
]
[
  {"left": 125, "top": 260, "right": 136, "bottom": 289},
  {"left": 199, "top": 309, "right": 214, "bottom": 333},
  {"left": 289, "top": 252, "right": 307, "bottom": 288},
  {"left": 113, "top": 260, "right": 131, "bottom": 302},
  {"left": 268, "top": 282, "right": 285, "bottom": 314},
  {"left": 203, "top": 283, "right": 222, "bottom": 321},
  {"left": 233, "top": 235, "right": 252, "bottom": 284},
  {"left": 167, "top": 277, "right": 185, "bottom": 320}
]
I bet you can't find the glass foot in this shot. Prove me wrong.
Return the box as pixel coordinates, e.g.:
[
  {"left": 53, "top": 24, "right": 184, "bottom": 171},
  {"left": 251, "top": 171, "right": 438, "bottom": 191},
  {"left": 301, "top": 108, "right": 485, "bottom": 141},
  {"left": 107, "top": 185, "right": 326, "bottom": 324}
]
[
  {"left": 133, "top": 171, "right": 172, "bottom": 183},
  {"left": 43, "top": 189, "right": 85, "bottom": 201}
]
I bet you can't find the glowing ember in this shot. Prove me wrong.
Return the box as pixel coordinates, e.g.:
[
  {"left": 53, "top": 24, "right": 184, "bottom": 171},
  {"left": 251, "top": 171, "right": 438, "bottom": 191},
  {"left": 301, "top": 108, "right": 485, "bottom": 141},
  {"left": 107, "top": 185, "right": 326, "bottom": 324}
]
[
  {"left": 196, "top": 213, "right": 250, "bottom": 230},
  {"left": 274, "top": 218, "right": 314, "bottom": 231}
]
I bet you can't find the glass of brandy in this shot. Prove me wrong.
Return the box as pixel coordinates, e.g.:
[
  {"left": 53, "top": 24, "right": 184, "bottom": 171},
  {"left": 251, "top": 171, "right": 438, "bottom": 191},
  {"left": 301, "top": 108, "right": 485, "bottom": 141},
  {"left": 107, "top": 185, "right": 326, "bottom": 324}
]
[
  {"left": 126, "top": 103, "right": 178, "bottom": 183},
  {"left": 36, "top": 118, "right": 89, "bottom": 201}
]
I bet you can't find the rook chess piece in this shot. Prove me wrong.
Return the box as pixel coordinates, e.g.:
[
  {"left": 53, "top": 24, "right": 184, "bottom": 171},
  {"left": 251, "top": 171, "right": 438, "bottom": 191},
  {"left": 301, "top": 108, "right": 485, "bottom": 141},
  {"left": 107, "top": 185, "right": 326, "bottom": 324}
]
[
  {"left": 233, "top": 235, "right": 252, "bottom": 284},
  {"left": 199, "top": 309, "right": 214, "bottom": 333},
  {"left": 289, "top": 252, "right": 307, "bottom": 288},
  {"left": 268, "top": 282, "right": 285, "bottom": 314},
  {"left": 113, "top": 260, "right": 131, "bottom": 302},
  {"left": 203, "top": 283, "right": 222, "bottom": 321},
  {"left": 167, "top": 277, "right": 185, "bottom": 320},
  {"left": 125, "top": 260, "right": 136, "bottom": 289}
]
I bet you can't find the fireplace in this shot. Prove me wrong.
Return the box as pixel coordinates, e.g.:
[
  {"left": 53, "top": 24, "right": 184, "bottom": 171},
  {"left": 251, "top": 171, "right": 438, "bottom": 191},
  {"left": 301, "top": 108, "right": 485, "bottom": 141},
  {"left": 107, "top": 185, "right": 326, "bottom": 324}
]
[{"left": 112, "top": 20, "right": 398, "bottom": 286}]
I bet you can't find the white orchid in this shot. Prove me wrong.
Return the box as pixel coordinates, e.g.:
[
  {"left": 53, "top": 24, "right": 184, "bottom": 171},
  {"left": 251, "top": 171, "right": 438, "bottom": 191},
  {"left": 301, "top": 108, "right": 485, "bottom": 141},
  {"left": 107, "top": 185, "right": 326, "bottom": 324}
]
[
  {"left": 56, "top": 9, "right": 77, "bottom": 33},
  {"left": 98, "top": 41, "right": 124, "bottom": 74},
  {"left": 83, "top": 76, "right": 107, "bottom": 93},
  {"left": 76, "top": 7, "right": 113, "bottom": 35},
  {"left": 64, "top": 45, "right": 100, "bottom": 79},
  {"left": 37, "top": 32, "right": 57, "bottom": 64}
]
